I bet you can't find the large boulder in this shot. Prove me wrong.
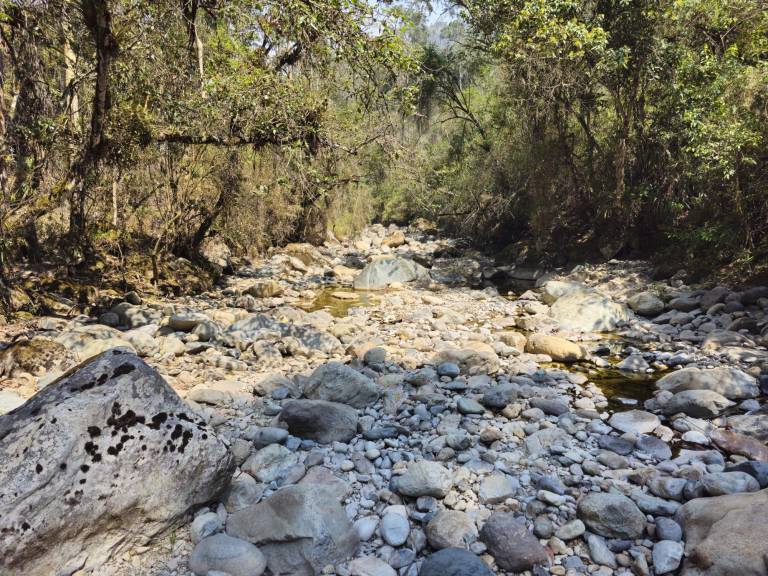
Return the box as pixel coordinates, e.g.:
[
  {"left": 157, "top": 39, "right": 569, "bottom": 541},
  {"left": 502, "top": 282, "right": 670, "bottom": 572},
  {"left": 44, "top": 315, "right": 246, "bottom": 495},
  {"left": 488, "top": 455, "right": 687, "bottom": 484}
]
[
  {"left": 226, "top": 483, "right": 358, "bottom": 576},
  {"left": 278, "top": 399, "right": 358, "bottom": 444},
  {"left": 304, "top": 362, "right": 379, "bottom": 408},
  {"left": 549, "top": 287, "right": 632, "bottom": 332},
  {"left": 0, "top": 351, "right": 234, "bottom": 575},
  {"left": 525, "top": 334, "right": 585, "bottom": 362},
  {"left": 656, "top": 367, "right": 759, "bottom": 400},
  {"left": 677, "top": 488, "right": 768, "bottom": 576},
  {"left": 353, "top": 257, "right": 429, "bottom": 290}
]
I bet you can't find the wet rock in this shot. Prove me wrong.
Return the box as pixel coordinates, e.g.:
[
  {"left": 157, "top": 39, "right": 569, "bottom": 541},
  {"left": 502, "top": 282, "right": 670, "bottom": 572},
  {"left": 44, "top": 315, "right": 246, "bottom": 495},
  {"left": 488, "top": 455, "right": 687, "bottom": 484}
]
[
  {"left": 480, "top": 512, "right": 549, "bottom": 572},
  {"left": 418, "top": 548, "right": 493, "bottom": 576},
  {"left": 0, "top": 351, "right": 234, "bottom": 575},
  {"left": 226, "top": 483, "right": 358, "bottom": 576},
  {"left": 189, "top": 534, "right": 266, "bottom": 576},
  {"left": 577, "top": 492, "right": 646, "bottom": 539},
  {"left": 278, "top": 400, "right": 358, "bottom": 444},
  {"left": 304, "top": 362, "right": 379, "bottom": 408}
]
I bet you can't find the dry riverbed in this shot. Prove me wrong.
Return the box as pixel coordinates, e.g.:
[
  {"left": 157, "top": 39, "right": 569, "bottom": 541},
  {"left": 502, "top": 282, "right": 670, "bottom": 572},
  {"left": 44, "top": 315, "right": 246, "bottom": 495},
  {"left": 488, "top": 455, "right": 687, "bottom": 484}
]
[{"left": 1, "top": 224, "right": 767, "bottom": 576}]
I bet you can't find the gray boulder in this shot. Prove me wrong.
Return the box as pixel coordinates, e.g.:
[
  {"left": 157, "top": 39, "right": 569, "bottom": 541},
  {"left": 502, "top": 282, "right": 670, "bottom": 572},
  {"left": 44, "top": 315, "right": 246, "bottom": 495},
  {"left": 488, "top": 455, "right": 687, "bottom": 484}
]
[
  {"left": 549, "top": 287, "right": 632, "bottom": 332},
  {"left": 278, "top": 400, "right": 358, "bottom": 444},
  {"left": 353, "top": 257, "right": 429, "bottom": 290},
  {"left": 226, "top": 483, "right": 358, "bottom": 576},
  {"left": 304, "top": 362, "right": 379, "bottom": 408},
  {"left": 663, "top": 390, "right": 733, "bottom": 418},
  {"left": 0, "top": 351, "right": 234, "bottom": 575},
  {"left": 656, "top": 367, "right": 759, "bottom": 400},
  {"left": 577, "top": 492, "right": 646, "bottom": 539}
]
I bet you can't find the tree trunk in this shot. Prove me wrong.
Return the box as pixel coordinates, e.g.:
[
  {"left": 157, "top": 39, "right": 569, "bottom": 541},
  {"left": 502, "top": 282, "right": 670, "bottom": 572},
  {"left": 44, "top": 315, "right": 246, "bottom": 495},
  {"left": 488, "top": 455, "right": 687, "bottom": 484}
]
[{"left": 67, "top": 0, "right": 118, "bottom": 257}]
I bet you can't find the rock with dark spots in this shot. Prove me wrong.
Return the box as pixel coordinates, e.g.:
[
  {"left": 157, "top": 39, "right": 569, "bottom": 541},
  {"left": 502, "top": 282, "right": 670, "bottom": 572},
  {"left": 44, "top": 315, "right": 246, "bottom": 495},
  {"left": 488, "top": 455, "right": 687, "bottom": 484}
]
[
  {"left": 418, "top": 548, "right": 493, "bottom": 576},
  {"left": 677, "top": 488, "right": 768, "bottom": 576},
  {"left": 577, "top": 492, "right": 646, "bottom": 539},
  {"left": 226, "top": 483, "right": 358, "bottom": 576},
  {"left": 0, "top": 351, "right": 234, "bottom": 576},
  {"left": 278, "top": 400, "right": 358, "bottom": 444},
  {"left": 189, "top": 534, "right": 266, "bottom": 576},
  {"left": 480, "top": 512, "right": 549, "bottom": 572},
  {"left": 303, "top": 362, "right": 379, "bottom": 408}
]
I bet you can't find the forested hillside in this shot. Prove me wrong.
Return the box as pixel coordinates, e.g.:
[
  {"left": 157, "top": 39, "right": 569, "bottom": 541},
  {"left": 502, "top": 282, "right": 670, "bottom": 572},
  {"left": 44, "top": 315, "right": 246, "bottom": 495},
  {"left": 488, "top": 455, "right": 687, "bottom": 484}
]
[{"left": 2, "top": 0, "right": 768, "bottom": 310}]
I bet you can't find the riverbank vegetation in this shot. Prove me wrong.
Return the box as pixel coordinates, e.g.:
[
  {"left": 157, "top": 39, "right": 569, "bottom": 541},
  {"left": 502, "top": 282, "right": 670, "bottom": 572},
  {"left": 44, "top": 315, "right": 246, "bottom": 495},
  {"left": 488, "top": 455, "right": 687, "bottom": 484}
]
[{"left": 2, "top": 0, "right": 767, "bottom": 313}]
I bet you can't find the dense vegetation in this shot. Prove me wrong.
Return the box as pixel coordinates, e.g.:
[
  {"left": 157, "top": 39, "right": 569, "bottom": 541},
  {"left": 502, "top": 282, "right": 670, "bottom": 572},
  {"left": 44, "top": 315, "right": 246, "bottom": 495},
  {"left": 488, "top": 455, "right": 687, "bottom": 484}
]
[{"left": 2, "top": 0, "right": 767, "bottom": 312}]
